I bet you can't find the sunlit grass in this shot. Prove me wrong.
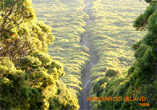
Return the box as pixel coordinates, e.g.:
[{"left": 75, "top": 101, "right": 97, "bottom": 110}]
[{"left": 33, "top": 0, "right": 90, "bottom": 99}]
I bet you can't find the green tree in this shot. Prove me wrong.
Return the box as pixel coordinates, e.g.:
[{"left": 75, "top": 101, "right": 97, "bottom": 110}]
[
  {"left": 118, "top": 1, "right": 157, "bottom": 109},
  {"left": 0, "top": 0, "right": 79, "bottom": 109},
  {"left": 91, "top": 0, "right": 156, "bottom": 109}
]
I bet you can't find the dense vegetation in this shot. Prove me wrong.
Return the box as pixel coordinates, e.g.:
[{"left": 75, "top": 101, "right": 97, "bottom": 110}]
[
  {"left": 33, "top": 0, "right": 90, "bottom": 101},
  {"left": 0, "top": 0, "right": 79, "bottom": 109},
  {"left": 0, "top": 0, "right": 156, "bottom": 109},
  {"left": 88, "top": 0, "right": 157, "bottom": 109},
  {"left": 87, "top": 0, "right": 147, "bottom": 84}
]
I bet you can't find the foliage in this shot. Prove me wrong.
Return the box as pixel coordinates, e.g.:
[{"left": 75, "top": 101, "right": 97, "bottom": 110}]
[
  {"left": 1, "top": 0, "right": 155, "bottom": 109},
  {"left": 87, "top": 0, "right": 147, "bottom": 88},
  {"left": 0, "top": 0, "right": 79, "bottom": 109},
  {"left": 88, "top": 0, "right": 156, "bottom": 109},
  {"left": 33, "top": 0, "right": 90, "bottom": 100}
]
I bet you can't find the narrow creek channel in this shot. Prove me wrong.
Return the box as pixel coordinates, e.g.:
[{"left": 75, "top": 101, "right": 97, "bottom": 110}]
[{"left": 79, "top": 0, "right": 98, "bottom": 109}]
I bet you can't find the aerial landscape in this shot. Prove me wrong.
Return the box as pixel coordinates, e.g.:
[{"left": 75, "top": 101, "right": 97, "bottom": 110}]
[{"left": 0, "top": 0, "right": 156, "bottom": 110}]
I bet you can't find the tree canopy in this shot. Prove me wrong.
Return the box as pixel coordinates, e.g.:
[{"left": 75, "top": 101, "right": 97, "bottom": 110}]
[{"left": 0, "top": 0, "right": 79, "bottom": 109}]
